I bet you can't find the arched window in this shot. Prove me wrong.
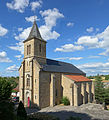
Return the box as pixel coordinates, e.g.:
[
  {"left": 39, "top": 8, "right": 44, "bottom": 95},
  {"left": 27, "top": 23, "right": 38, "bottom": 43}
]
[{"left": 26, "top": 74, "right": 30, "bottom": 87}]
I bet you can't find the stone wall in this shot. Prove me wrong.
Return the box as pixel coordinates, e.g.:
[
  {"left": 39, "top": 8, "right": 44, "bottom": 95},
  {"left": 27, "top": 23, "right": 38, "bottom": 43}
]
[
  {"left": 39, "top": 72, "right": 62, "bottom": 108},
  {"left": 76, "top": 81, "right": 93, "bottom": 106},
  {"left": 62, "top": 75, "right": 93, "bottom": 106},
  {"left": 19, "top": 64, "right": 23, "bottom": 101},
  {"left": 39, "top": 71, "right": 50, "bottom": 108},
  {"left": 33, "top": 59, "right": 40, "bottom": 107},
  {"left": 24, "top": 38, "right": 46, "bottom": 64},
  {"left": 62, "top": 75, "right": 74, "bottom": 106}
]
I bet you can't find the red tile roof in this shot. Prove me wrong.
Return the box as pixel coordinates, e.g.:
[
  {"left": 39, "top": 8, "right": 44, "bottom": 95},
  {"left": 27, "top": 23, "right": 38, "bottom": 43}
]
[
  {"left": 13, "top": 85, "right": 19, "bottom": 92},
  {"left": 65, "top": 75, "right": 91, "bottom": 82}
]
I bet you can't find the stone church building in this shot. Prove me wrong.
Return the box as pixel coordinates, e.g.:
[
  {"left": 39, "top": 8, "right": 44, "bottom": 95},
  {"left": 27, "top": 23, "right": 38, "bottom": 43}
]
[{"left": 19, "top": 21, "right": 95, "bottom": 109}]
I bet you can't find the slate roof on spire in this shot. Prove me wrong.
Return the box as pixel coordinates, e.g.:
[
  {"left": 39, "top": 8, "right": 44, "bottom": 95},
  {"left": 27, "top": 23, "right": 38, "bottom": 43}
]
[
  {"left": 28, "top": 20, "right": 42, "bottom": 39},
  {"left": 24, "top": 20, "right": 46, "bottom": 42}
]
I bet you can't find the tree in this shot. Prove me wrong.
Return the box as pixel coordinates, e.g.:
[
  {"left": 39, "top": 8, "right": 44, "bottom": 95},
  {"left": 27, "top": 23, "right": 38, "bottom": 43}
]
[
  {"left": 95, "top": 76, "right": 105, "bottom": 103},
  {"left": 17, "top": 101, "right": 27, "bottom": 120},
  {"left": 0, "top": 77, "right": 15, "bottom": 120},
  {"left": 105, "top": 75, "right": 109, "bottom": 80},
  {"left": 0, "top": 77, "right": 12, "bottom": 101},
  {"left": 104, "top": 88, "right": 109, "bottom": 105}
]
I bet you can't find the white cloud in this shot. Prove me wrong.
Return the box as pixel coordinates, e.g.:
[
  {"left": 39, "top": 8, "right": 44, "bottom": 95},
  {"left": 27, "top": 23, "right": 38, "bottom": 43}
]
[
  {"left": 67, "top": 22, "right": 74, "bottom": 27},
  {"left": 88, "top": 56, "right": 100, "bottom": 59},
  {"left": 75, "top": 26, "right": 109, "bottom": 56},
  {"left": 39, "top": 25, "right": 60, "bottom": 40},
  {"left": 15, "top": 27, "right": 31, "bottom": 40},
  {"left": 18, "top": 28, "right": 23, "bottom": 32},
  {"left": 6, "top": 0, "right": 29, "bottom": 13},
  {"left": 86, "top": 27, "right": 94, "bottom": 33},
  {"left": 10, "top": 27, "right": 31, "bottom": 54},
  {"left": 55, "top": 44, "right": 84, "bottom": 52},
  {"left": 77, "top": 62, "right": 109, "bottom": 75},
  {"left": 99, "top": 49, "right": 109, "bottom": 56},
  {"left": 39, "top": 8, "right": 64, "bottom": 40},
  {"left": 96, "top": 28, "right": 99, "bottom": 32},
  {"left": 55, "top": 57, "right": 83, "bottom": 61},
  {"left": 25, "top": 16, "right": 39, "bottom": 23},
  {"left": 15, "top": 55, "right": 22, "bottom": 60},
  {"left": 9, "top": 41, "right": 24, "bottom": 54},
  {"left": 0, "top": 51, "right": 12, "bottom": 62},
  {"left": 69, "top": 57, "right": 83, "bottom": 60},
  {"left": 9, "top": 8, "right": 64, "bottom": 54},
  {"left": 0, "top": 25, "right": 8, "bottom": 36},
  {"left": 6, "top": 65, "right": 19, "bottom": 72},
  {"left": 30, "top": 0, "right": 42, "bottom": 11},
  {"left": 76, "top": 36, "right": 99, "bottom": 48}
]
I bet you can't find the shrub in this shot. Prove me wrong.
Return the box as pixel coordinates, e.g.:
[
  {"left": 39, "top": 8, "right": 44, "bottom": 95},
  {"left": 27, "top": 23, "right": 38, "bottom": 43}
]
[
  {"left": 61, "top": 96, "right": 70, "bottom": 105},
  {"left": 17, "top": 101, "right": 27, "bottom": 120},
  {"left": 0, "top": 101, "right": 15, "bottom": 120}
]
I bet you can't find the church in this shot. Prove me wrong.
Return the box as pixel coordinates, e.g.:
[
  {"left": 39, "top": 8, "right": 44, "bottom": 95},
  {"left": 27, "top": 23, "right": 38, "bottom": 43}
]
[{"left": 19, "top": 21, "right": 95, "bottom": 109}]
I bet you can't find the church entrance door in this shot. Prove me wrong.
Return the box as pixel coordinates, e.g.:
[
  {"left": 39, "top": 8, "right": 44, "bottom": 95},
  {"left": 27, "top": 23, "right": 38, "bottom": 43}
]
[{"left": 28, "top": 97, "right": 30, "bottom": 107}]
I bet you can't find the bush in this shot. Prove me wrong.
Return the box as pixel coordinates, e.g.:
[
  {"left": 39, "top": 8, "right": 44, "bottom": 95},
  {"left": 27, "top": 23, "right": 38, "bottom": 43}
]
[
  {"left": 0, "top": 101, "right": 15, "bottom": 120},
  {"left": 61, "top": 96, "right": 70, "bottom": 105},
  {"left": 17, "top": 101, "right": 27, "bottom": 120},
  {"left": 28, "top": 113, "right": 60, "bottom": 120}
]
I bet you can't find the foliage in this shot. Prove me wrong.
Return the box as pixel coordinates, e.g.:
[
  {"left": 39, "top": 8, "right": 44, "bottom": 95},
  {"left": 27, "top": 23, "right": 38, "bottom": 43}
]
[
  {"left": 0, "top": 76, "right": 19, "bottom": 89},
  {"left": 104, "top": 88, "right": 109, "bottom": 105},
  {"left": 87, "top": 76, "right": 94, "bottom": 79},
  {"left": 28, "top": 113, "right": 60, "bottom": 120},
  {"left": 17, "top": 101, "right": 27, "bottom": 120},
  {"left": 0, "top": 77, "right": 16, "bottom": 120},
  {"left": 0, "top": 77, "right": 13, "bottom": 101},
  {"left": 87, "top": 75, "right": 109, "bottom": 80},
  {"left": 66, "top": 116, "right": 81, "bottom": 120},
  {"left": 61, "top": 96, "right": 70, "bottom": 105},
  {"left": 95, "top": 76, "right": 105, "bottom": 103},
  {"left": 105, "top": 75, "right": 109, "bottom": 80},
  {"left": 0, "top": 101, "right": 15, "bottom": 120}
]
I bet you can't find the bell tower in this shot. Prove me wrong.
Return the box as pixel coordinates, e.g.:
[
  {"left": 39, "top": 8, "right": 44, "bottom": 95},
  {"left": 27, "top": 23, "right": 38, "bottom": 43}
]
[{"left": 23, "top": 21, "right": 46, "bottom": 64}]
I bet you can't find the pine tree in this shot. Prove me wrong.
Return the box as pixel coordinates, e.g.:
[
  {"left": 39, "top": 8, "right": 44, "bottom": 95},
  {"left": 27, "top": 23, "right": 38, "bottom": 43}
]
[
  {"left": 17, "top": 101, "right": 27, "bottom": 120},
  {"left": 95, "top": 76, "right": 105, "bottom": 103}
]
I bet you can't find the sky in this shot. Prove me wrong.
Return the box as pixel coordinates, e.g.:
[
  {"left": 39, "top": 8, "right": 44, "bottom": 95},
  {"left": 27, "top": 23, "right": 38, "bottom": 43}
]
[{"left": 0, "top": 0, "right": 109, "bottom": 76}]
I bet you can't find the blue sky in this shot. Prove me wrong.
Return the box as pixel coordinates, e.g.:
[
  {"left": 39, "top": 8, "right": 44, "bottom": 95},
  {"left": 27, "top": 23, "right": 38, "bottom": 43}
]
[{"left": 0, "top": 0, "right": 109, "bottom": 76}]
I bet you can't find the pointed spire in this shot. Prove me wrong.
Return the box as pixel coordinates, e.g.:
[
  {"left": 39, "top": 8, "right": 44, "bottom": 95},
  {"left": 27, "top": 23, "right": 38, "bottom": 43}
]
[{"left": 27, "top": 20, "right": 42, "bottom": 40}]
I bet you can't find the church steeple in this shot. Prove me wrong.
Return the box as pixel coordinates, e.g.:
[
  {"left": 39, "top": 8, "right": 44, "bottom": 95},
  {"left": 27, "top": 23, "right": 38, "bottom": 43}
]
[
  {"left": 28, "top": 20, "right": 42, "bottom": 40},
  {"left": 23, "top": 20, "right": 47, "bottom": 65}
]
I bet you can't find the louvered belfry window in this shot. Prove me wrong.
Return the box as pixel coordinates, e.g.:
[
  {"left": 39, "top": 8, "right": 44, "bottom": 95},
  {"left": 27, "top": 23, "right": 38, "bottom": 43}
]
[{"left": 27, "top": 45, "right": 31, "bottom": 55}]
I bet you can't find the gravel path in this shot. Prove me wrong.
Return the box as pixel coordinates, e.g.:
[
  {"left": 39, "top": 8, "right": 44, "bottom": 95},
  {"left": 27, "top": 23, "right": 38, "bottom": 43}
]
[{"left": 38, "top": 103, "right": 109, "bottom": 120}]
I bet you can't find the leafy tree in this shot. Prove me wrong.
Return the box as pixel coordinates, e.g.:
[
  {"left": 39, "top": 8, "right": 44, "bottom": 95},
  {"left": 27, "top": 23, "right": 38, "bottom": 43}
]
[
  {"left": 0, "top": 77, "right": 15, "bottom": 120},
  {"left": 17, "top": 101, "right": 27, "bottom": 120},
  {"left": 95, "top": 76, "right": 105, "bottom": 103},
  {"left": 0, "top": 77, "right": 13, "bottom": 101},
  {"left": 105, "top": 75, "right": 109, "bottom": 80},
  {"left": 0, "top": 101, "right": 15, "bottom": 120}
]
